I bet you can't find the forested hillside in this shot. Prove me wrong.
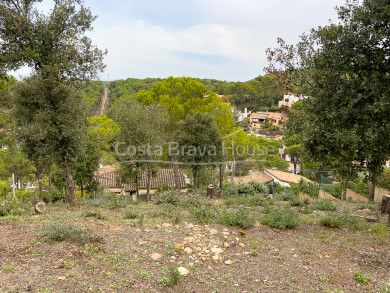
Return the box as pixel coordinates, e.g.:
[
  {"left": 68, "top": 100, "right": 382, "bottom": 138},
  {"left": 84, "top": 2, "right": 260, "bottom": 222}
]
[{"left": 84, "top": 75, "right": 284, "bottom": 113}]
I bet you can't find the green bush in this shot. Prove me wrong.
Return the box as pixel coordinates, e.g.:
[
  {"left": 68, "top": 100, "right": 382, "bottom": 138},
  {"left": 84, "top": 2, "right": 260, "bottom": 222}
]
[
  {"left": 179, "top": 193, "right": 209, "bottom": 208},
  {"left": 123, "top": 210, "right": 140, "bottom": 219},
  {"left": 218, "top": 208, "right": 254, "bottom": 229},
  {"left": 78, "top": 209, "right": 107, "bottom": 220},
  {"left": 86, "top": 197, "right": 136, "bottom": 209},
  {"left": 190, "top": 207, "right": 218, "bottom": 224},
  {"left": 261, "top": 207, "right": 300, "bottom": 229},
  {"left": 0, "top": 196, "right": 33, "bottom": 217},
  {"left": 41, "top": 219, "right": 98, "bottom": 243},
  {"left": 320, "top": 213, "right": 365, "bottom": 230},
  {"left": 248, "top": 181, "right": 267, "bottom": 195},
  {"left": 153, "top": 192, "right": 180, "bottom": 206},
  {"left": 311, "top": 199, "right": 337, "bottom": 211}
]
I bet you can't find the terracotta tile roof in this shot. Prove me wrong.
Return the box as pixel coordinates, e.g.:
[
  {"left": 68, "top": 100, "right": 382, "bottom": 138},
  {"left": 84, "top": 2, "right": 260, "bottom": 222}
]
[
  {"left": 264, "top": 169, "right": 312, "bottom": 184},
  {"left": 233, "top": 170, "right": 273, "bottom": 184},
  {"left": 96, "top": 168, "right": 187, "bottom": 191},
  {"left": 95, "top": 164, "right": 118, "bottom": 176}
]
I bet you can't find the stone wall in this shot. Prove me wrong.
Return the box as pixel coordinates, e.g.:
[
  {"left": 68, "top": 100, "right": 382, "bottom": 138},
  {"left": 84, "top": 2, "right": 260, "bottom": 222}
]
[{"left": 375, "top": 186, "right": 390, "bottom": 202}]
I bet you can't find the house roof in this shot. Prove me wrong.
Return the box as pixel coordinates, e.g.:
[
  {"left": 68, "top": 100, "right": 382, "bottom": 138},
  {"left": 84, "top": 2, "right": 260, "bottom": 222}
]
[
  {"left": 264, "top": 169, "right": 312, "bottom": 184},
  {"left": 233, "top": 170, "right": 274, "bottom": 184},
  {"left": 96, "top": 168, "right": 187, "bottom": 191},
  {"left": 95, "top": 164, "right": 118, "bottom": 176}
]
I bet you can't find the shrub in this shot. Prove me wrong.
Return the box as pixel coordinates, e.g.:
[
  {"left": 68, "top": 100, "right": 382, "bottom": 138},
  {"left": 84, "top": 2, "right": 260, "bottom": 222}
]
[
  {"left": 0, "top": 196, "right": 33, "bottom": 217},
  {"left": 261, "top": 207, "right": 300, "bottom": 229},
  {"left": 218, "top": 208, "right": 254, "bottom": 229},
  {"left": 86, "top": 197, "right": 136, "bottom": 209},
  {"left": 190, "top": 207, "right": 218, "bottom": 224},
  {"left": 41, "top": 219, "right": 98, "bottom": 243},
  {"left": 290, "top": 198, "right": 307, "bottom": 207},
  {"left": 311, "top": 199, "right": 337, "bottom": 211},
  {"left": 123, "top": 210, "right": 140, "bottom": 219},
  {"left": 78, "top": 209, "right": 106, "bottom": 220},
  {"left": 237, "top": 183, "right": 256, "bottom": 196},
  {"left": 320, "top": 213, "right": 365, "bottom": 230},
  {"left": 153, "top": 192, "right": 180, "bottom": 206},
  {"left": 248, "top": 181, "right": 267, "bottom": 195},
  {"left": 179, "top": 193, "right": 209, "bottom": 208}
]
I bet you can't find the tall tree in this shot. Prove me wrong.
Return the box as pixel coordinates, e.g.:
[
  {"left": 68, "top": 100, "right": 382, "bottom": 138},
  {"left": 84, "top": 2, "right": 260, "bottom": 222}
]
[
  {"left": 174, "top": 112, "right": 223, "bottom": 191},
  {"left": 266, "top": 0, "right": 390, "bottom": 201},
  {"left": 110, "top": 99, "right": 168, "bottom": 200},
  {"left": 1, "top": 0, "right": 106, "bottom": 204}
]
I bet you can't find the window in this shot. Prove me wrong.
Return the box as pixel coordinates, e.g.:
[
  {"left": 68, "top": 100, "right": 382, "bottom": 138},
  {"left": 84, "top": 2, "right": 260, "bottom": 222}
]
[{"left": 285, "top": 98, "right": 289, "bottom": 103}]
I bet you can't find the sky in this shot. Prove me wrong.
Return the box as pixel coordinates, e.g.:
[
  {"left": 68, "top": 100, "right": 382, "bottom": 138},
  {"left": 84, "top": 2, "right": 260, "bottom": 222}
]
[{"left": 14, "top": 0, "right": 346, "bottom": 81}]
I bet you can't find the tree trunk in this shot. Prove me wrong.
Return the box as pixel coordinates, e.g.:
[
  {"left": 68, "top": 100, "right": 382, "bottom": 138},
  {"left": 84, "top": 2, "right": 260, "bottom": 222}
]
[
  {"left": 80, "top": 181, "right": 84, "bottom": 198},
  {"left": 219, "top": 164, "right": 224, "bottom": 197},
  {"left": 230, "top": 157, "right": 238, "bottom": 196},
  {"left": 379, "top": 195, "right": 390, "bottom": 225},
  {"left": 368, "top": 179, "right": 376, "bottom": 202},
  {"left": 37, "top": 169, "right": 44, "bottom": 201},
  {"left": 48, "top": 166, "right": 52, "bottom": 203},
  {"left": 146, "top": 163, "right": 152, "bottom": 201},
  {"left": 341, "top": 179, "right": 347, "bottom": 200},
  {"left": 135, "top": 164, "right": 139, "bottom": 198},
  {"left": 193, "top": 167, "right": 198, "bottom": 191},
  {"left": 66, "top": 167, "right": 76, "bottom": 205},
  {"left": 293, "top": 158, "right": 297, "bottom": 175},
  {"left": 172, "top": 156, "right": 181, "bottom": 191}
]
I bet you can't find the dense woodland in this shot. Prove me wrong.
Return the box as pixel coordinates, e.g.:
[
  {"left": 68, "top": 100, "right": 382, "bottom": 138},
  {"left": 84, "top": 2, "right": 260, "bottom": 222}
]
[{"left": 84, "top": 75, "right": 284, "bottom": 112}]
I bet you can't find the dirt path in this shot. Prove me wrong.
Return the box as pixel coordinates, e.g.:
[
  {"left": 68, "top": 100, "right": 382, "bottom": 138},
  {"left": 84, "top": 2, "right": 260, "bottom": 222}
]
[{"left": 95, "top": 87, "right": 109, "bottom": 116}]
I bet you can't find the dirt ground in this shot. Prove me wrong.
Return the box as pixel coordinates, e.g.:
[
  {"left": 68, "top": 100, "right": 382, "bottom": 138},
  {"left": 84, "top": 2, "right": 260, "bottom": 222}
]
[{"left": 0, "top": 198, "right": 389, "bottom": 293}]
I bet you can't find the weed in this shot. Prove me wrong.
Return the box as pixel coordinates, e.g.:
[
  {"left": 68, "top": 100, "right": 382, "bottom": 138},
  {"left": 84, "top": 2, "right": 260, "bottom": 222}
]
[
  {"left": 2, "top": 264, "right": 15, "bottom": 272},
  {"left": 218, "top": 208, "right": 254, "bottom": 229},
  {"left": 372, "top": 222, "right": 389, "bottom": 243},
  {"left": 261, "top": 207, "right": 300, "bottom": 230},
  {"left": 153, "top": 192, "right": 180, "bottom": 206},
  {"left": 190, "top": 207, "right": 218, "bottom": 224},
  {"left": 79, "top": 209, "right": 106, "bottom": 220},
  {"left": 354, "top": 272, "right": 372, "bottom": 285},
  {"left": 320, "top": 277, "right": 328, "bottom": 283},
  {"left": 290, "top": 198, "right": 307, "bottom": 207},
  {"left": 123, "top": 210, "right": 140, "bottom": 219},
  {"left": 356, "top": 202, "right": 379, "bottom": 212},
  {"left": 41, "top": 219, "right": 97, "bottom": 243},
  {"left": 311, "top": 199, "right": 337, "bottom": 211},
  {"left": 380, "top": 283, "right": 390, "bottom": 293},
  {"left": 291, "top": 277, "right": 298, "bottom": 282},
  {"left": 250, "top": 249, "right": 258, "bottom": 256},
  {"left": 320, "top": 213, "right": 365, "bottom": 230},
  {"left": 161, "top": 267, "right": 184, "bottom": 287}
]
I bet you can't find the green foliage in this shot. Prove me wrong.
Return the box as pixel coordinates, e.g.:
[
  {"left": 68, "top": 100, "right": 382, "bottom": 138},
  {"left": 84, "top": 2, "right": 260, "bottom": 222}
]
[
  {"left": 78, "top": 209, "right": 107, "bottom": 220},
  {"left": 218, "top": 208, "right": 255, "bottom": 229},
  {"left": 41, "top": 219, "right": 98, "bottom": 243},
  {"left": 86, "top": 197, "right": 136, "bottom": 209},
  {"left": 0, "top": 196, "right": 33, "bottom": 217},
  {"left": 354, "top": 273, "right": 372, "bottom": 286},
  {"left": 261, "top": 207, "right": 300, "bottom": 229},
  {"left": 83, "top": 81, "right": 104, "bottom": 106},
  {"left": 123, "top": 210, "right": 140, "bottom": 219},
  {"left": 161, "top": 267, "right": 185, "bottom": 287},
  {"left": 311, "top": 199, "right": 337, "bottom": 211},
  {"left": 236, "top": 181, "right": 267, "bottom": 196},
  {"left": 319, "top": 213, "right": 365, "bottom": 230},
  {"left": 190, "top": 206, "right": 218, "bottom": 224},
  {"left": 153, "top": 192, "right": 180, "bottom": 206}
]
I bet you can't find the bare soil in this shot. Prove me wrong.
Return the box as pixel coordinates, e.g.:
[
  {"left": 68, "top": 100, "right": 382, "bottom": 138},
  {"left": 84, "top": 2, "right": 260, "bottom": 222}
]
[{"left": 0, "top": 200, "right": 389, "bottom": 293}]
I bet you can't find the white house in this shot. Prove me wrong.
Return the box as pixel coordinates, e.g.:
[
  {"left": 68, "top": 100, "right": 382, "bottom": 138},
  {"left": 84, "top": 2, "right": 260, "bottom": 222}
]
[
  {"left": 278, "top": 94, "right": 307, "bottom": 108},
  {"left": 235, "top": 108, "right": 251, "bottom": 122}
]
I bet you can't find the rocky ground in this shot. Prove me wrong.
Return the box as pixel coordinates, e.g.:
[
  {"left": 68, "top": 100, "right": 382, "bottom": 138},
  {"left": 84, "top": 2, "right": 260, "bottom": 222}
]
[{"left": 0, "top": 196, "right": 389, "bottom": 293}]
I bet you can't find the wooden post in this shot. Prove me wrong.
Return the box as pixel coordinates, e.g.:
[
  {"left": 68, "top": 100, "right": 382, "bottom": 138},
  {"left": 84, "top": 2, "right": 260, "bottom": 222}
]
[
  {"left": 379, "top": 195, "right": 390, "bottom": 225},
  {"left": 12, "top": 173, "right": 15, "bottom": 199}
]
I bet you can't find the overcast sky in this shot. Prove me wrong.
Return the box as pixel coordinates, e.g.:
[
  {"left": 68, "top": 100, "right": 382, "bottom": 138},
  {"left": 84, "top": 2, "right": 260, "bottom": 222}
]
[{"left": 15, "top": 0, "right": 347, "bottom": 81}]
